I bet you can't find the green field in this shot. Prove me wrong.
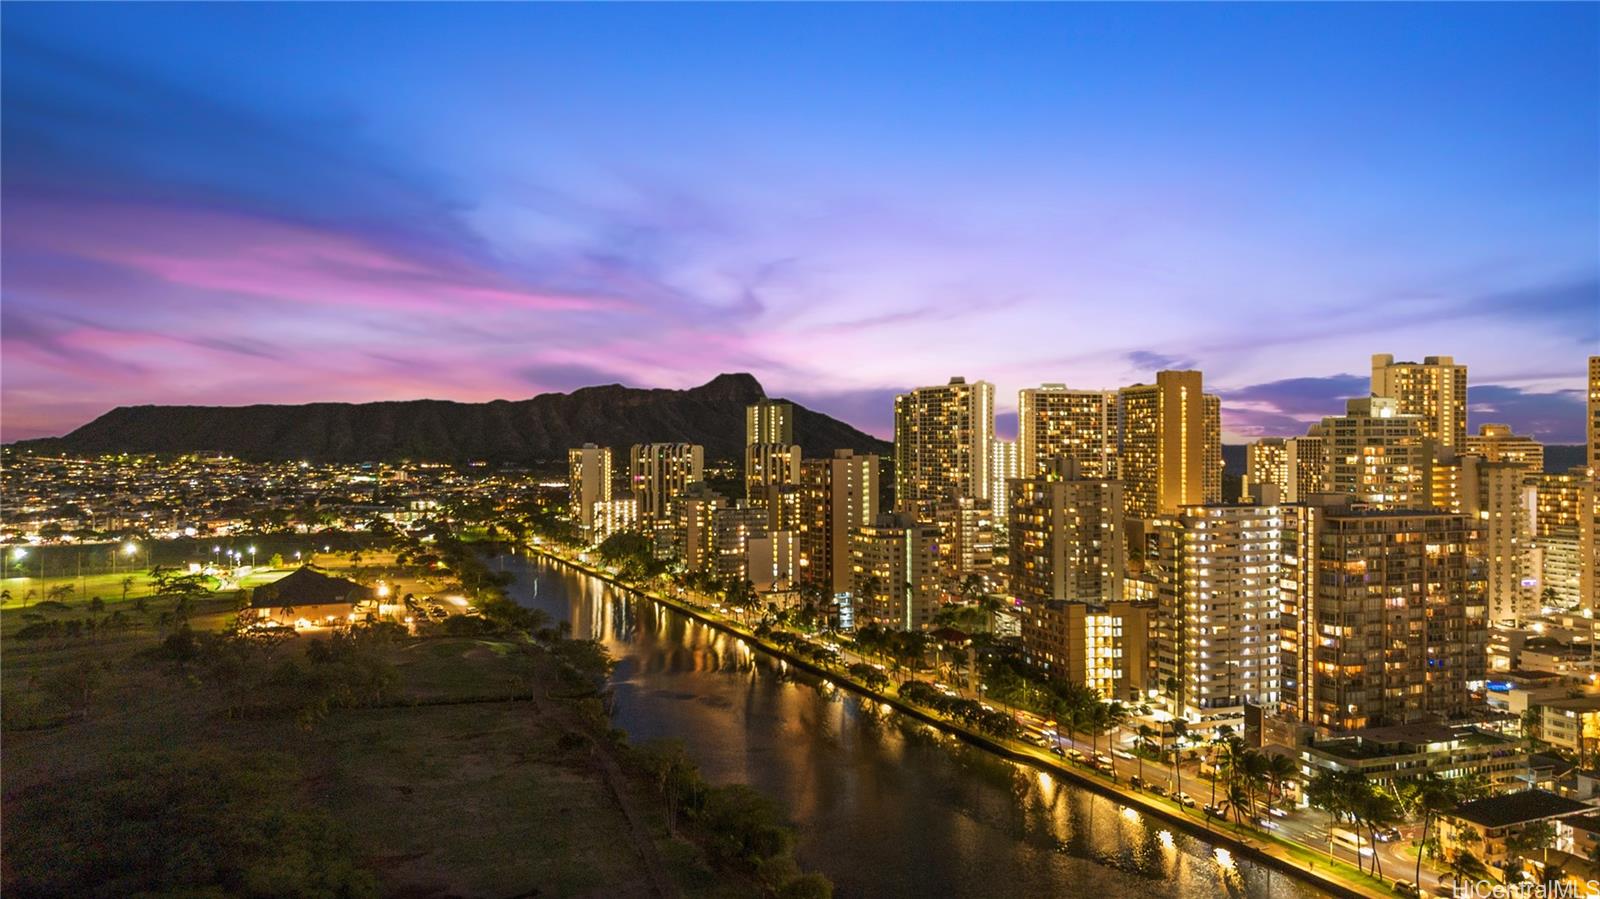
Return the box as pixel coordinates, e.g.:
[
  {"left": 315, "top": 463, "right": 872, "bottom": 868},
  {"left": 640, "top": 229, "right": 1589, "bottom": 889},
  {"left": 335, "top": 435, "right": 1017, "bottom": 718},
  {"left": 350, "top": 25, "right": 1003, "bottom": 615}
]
[{"left": 1, "top": 542, "right": 819, "bottom": 898}]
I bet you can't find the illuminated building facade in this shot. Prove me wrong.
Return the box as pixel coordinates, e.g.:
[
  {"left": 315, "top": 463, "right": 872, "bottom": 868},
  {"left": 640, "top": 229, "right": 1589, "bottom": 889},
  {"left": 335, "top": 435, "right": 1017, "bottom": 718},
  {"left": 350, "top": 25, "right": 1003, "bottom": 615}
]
[
  {"left": 850, "top": 513, "right": 942, "bottom": 631},
  {"left": 745, "top": 443, "right": 801, "bottom": 506},
  {"left": 933, "top": 495, "right": 994, "bottom": 587},
  {"left": 1320, "top": 397, "right": 1427, "bottom": 509},
  {"left": 567, "top": 443, "right": 613, "bottom": 534},
  {"left": 1466, "top": 424, "right": 1545, "bottom": 473},
  {"left": 1020, "top": 599, "right": 1151, "bottom": 700},
  {"left": 1371, "top": 353, "right": 1468, "bottom": 455},
  {"left": 746, "top": 399, "right": 794, "bottom": 446},
  {"left": 989, "top": 438, "right": 1019, "bottom": 533},
  {"left": 1115, "top": 370, "right": 1222, "bottom": 519},
  {"left": 1007, "top": 458, "right": 1125, "bottom": 604},
  {"left": 1151, "top": 504, "right": 1287, "bottom": 727},
  {"left": 796, "top": 450, "right": 880, "bottom": 595},
  {"left": 631, "top": 443, "right": 704, "bottom": 520},
  {"left": 893, "top": 377, "right": 994, "bottom": 520},
  {"left": 1017, "top": 385, "right": 1117, "bottom": 479},
  {"left": 1290, "top": 503, "right": 1486, "bottom": 732}
]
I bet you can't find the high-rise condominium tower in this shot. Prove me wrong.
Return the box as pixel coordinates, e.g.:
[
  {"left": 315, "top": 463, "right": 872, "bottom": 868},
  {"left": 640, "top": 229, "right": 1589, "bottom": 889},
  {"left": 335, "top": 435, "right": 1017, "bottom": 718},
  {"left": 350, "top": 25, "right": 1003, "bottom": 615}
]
[
  {"left": 850, "top": 513, "right": 942, "bottom": 631},
  {"left": 631, "top": 443, "right": 704, "bottom": 520},
  {"left": 567, "top": 443, "right": 613, "bottom": 533},
  {"left": 1017, "top": 385, "right": 1117, "bottom": 479},
  {"left": 1590, "top": 357, "right": 1600, "bottom": 470},
  {"left": 1319, "top": 397, "right": 1428, "bottom": 509},
  {"left": 1116, "top": 370, "right": 1222, "bottom": 519},
  {"left": 1371, "top": 353, "right": 1468, "bottom": 455},
  {"left": 1008, "top": 458, "right": 1125, "bottom": 604},
  {"left": 1465, "top": 424, "right": 1545, "bottom": 473},
  {"left": 797, "top": 450, "right": 881, "bottom": 596},
  {"left": 744, "top": 401, "right": 800, "bottom": 506},
  {"left": 989, "top": 439, "right": 1019, "bottom": 530},
  {"left": 1151, "top": 504, "right": 1287, "bottom": 727},
  {"left": 746, "top": 399, "right": 794, "bottom": 446},
  {"left": 1451, "top": 458, "right": 1538, "bottom": 623},
  {"left": 1289, "top": 502, "right": 1485, "bottom": 731},
  {"left": 894, "top": 377, "right": 995, "bottom": 520}
]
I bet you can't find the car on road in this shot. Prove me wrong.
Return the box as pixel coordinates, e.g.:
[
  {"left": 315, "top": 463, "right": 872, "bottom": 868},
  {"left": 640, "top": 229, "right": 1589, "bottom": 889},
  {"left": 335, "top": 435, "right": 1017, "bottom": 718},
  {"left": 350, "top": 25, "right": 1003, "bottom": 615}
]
[
  {"left": 1375, "top": 827, "right": 1401, "bottom": 843},
  {"left": 1129, "top": 775, "right": 1144, "bottom": 790},
  {"left": 1253, "top": 816, "right": 1278, "bottom": 830},
  {"left": 1094, "top": 754, "right": 1115, "bottom": 767},
  {"left": 1393, "top": 880, "right": 1423, "bottom": 898},
  {"left": 1203, "top": 804, "right": 1225, "bottom": 819},
  {"left": 1174, "top": 792, "right": 1196, "bottom": 808},
  {"left": 1050, "top": 745, "right": 1065, "bottom": 758},
  {"left": 1146, "top": 783, "right": 1168, "bottom": 797},
  {"left": 1065, "top": 749, "right": 1086, "bottom": 762},
  {"left": 1112, "top": 749, "right": 1135, "bottom": 760}
]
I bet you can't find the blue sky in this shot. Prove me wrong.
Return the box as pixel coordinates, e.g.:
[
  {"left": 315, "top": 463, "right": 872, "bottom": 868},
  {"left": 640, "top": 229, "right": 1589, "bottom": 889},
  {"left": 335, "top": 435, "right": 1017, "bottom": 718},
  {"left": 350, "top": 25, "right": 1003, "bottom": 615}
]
[{"left": 3, "top": 2, "right": 1596, "bottom": 442}]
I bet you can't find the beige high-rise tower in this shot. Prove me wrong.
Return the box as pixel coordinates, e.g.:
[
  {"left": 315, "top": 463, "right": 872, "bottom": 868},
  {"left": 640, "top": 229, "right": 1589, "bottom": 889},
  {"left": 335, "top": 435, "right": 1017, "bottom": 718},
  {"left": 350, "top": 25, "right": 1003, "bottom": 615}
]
[
  {"left": 746, "top": 399, "right": 794, "bottom": 446},
  {"left": 1116, "top": 370, "right": 1222, "bottom": 519},
  {"left": 1008, "top": 458, "right": 1125, "bottom": 604},
  {"left": 1371, "top": 353, "right": 1468, "bottom": 455},
  {"left": 1466, "top": 423, "right": 1544, "bottom": 472},
  {"left": 893, "top": 377, "right": 994, "bottom": 520},
  {"left": 1319, "top": 397, "right": 1428, "bottom": 509},
  {"left": 1017, "top": 385, "right": 1118, "bottom": 479},
  {"left": 1289, "top": 502, "right": 1485, "bottom": 731},
  {"left": 797, "top": 450, "right": 881, "bottom": 595},
  {"left": 630, "top": 443, "right": 704, "bottom": 520},
  {"left": 567, "top": 443, "right": 613, "bottom": 533}
]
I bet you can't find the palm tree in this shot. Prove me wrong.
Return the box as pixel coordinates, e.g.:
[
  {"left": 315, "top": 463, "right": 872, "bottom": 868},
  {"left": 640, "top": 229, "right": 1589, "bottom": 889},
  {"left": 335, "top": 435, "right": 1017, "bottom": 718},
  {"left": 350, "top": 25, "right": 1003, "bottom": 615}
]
[
  {"left": 1446, "top": 850, "right": 1490, "bottom": 888},
  {"left": 1405, "top": 774, "right": 1461, "bottom": 889},
  {"left": 1135, "top": 724, "right": 1158, "bottom": 784},
  {"left": 1105, "top": 701, "right": 1130, "bottom": 756},
  {"left": 1356, "top": 788, "right": 1401, "bottom": 879},
  {"left": 1263, "top": 752, "right": 1298, "bottom": 812},
  {"left": 1224, "top": 780, "right": 1251, "bottom": 826}
]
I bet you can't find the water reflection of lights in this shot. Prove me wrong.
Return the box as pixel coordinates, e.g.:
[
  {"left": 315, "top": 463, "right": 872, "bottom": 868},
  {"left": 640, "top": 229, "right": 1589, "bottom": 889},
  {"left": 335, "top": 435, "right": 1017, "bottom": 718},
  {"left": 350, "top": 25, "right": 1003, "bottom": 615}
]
[
  {"left": 1214, "top": 847, "right": 1234, "bottom": 869},
  {"left": 1120, "top": 807, "right": 1139, "bottom": 822},
  {"left": 1158, "top": 830, "right": 1174, "bottom": 848}
]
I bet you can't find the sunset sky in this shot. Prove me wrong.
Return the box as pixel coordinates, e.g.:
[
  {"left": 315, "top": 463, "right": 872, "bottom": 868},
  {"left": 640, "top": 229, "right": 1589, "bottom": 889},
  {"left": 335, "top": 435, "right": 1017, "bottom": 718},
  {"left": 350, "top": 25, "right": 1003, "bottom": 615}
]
[{"left": 3, "top": 3, "right": 1596, "bottom": 443}]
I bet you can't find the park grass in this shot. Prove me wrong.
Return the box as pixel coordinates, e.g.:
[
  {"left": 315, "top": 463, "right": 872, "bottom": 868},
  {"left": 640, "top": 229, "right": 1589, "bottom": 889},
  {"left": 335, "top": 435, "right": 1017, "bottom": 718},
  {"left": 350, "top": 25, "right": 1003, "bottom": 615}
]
[{"left": 1, "top": 581, "right": 745, "bottom": 898}]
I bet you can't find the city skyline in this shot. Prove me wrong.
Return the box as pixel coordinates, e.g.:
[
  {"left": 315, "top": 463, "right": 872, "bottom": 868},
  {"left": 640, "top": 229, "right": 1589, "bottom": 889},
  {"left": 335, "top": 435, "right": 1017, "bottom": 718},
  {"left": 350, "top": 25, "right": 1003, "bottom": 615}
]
[{"left": 4, "top": 3, "right": 1597, "bottom": 444}]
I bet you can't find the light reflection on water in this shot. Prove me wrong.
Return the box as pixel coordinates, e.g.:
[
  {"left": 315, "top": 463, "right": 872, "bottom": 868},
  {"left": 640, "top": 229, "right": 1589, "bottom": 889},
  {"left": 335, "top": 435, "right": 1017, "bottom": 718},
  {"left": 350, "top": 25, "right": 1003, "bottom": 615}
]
[{"left": 499, "top": 553, "right": 1323, "bottom": 899}]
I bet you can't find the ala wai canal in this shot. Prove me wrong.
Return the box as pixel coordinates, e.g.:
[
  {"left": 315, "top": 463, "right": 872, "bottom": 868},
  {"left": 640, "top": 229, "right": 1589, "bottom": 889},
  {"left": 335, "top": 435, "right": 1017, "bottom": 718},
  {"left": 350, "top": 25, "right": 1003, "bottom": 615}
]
[{"left": 496, "top": 551, "right": 1325, "bottom": 898}]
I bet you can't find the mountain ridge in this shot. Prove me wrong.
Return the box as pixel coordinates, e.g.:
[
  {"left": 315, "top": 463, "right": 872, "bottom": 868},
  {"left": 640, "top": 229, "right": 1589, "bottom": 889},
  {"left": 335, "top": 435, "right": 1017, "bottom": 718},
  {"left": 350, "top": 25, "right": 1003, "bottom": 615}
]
[{"left": 8, "top": 373, "right": 892, "bottom": 463}]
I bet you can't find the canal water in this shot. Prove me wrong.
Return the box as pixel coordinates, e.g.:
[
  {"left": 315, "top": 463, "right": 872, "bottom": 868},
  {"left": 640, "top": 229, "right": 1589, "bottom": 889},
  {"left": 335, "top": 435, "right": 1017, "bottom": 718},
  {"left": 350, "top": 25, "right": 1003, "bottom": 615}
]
[{"left": 498, "top": 551, "right": 1324, "bottom": 898}]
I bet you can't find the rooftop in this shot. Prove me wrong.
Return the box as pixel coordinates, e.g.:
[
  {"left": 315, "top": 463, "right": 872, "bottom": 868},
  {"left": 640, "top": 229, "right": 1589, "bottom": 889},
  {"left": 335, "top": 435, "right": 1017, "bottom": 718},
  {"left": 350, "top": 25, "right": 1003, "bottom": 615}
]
[
  {"left": 250, "top": 566, "right": 374, "bottom": 609},
  {"left": 1448, "top": 790, "right": 1591, "bottom": 829}
]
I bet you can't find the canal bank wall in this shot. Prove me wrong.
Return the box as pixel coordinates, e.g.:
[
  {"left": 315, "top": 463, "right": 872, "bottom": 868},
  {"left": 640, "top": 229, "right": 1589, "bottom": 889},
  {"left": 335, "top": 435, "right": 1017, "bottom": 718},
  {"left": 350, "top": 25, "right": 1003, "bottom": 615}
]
[{"left": 525, "top": 545, "right": 1387, "bottom": 899}]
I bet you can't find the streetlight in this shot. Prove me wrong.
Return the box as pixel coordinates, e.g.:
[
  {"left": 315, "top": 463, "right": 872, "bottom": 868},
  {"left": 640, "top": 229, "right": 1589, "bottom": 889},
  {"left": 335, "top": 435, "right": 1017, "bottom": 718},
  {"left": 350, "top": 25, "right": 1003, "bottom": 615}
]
[{"left": 248, "top": 545, "right": 257, "bottom": 568}]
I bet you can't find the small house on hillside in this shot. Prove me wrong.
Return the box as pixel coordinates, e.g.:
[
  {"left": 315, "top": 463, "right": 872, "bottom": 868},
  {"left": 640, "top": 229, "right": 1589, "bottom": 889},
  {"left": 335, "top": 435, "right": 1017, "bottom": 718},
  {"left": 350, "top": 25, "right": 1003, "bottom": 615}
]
[{"left": 250, "top": 566, "right": 375, "bottom": 628}]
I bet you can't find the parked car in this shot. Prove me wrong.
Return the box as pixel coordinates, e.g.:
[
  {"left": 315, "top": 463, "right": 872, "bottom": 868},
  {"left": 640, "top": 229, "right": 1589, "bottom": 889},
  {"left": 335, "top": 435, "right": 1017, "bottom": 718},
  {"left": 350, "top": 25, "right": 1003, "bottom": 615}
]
[
  {"left": 1050, "top": 745, "right": 1065, "bottom": 758},
  {"left": 1146, "top": 783, "right": 1168, "bottom": 797},
  {"left": 1174, "top": 792, "right": 1196, "bottom": 808},
  {"left": 1393, "top": 880, "right": 1422, "bottom": 898},
  {"left": 1203, "top": 804, "right": 1225, "bottom": 819},
  {"left": 1065, "top": 749, "right": 1086, "bottom": 762},
  {"left": 1129, "top": 775, "right": 1144, "bottom": 790}
]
